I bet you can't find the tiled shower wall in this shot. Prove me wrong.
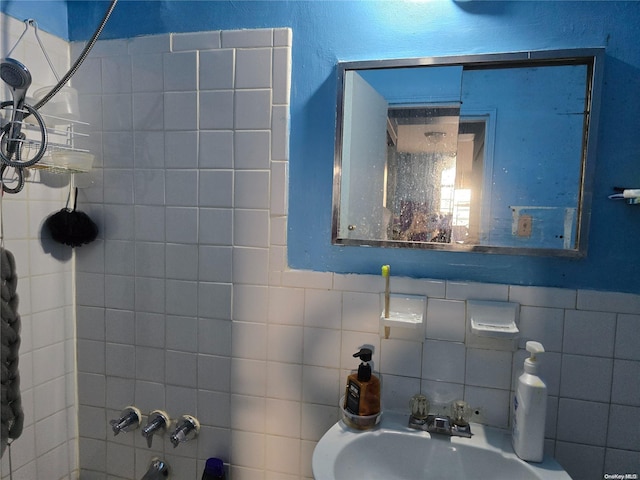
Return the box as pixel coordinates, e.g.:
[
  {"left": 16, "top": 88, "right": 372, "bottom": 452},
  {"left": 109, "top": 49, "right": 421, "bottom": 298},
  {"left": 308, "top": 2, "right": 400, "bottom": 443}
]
[{"left": 0, "top": 13, "right": 77, "bottom": 480}]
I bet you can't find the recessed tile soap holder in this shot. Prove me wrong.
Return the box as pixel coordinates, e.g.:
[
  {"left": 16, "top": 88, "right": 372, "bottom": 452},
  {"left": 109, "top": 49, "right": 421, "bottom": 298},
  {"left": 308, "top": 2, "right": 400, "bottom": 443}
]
[
  {"left": 465, "top": 300, "right": 519, "bottom": 351},
  {"left": 380, "top": 294, "right": 425, "bottom": 341}
]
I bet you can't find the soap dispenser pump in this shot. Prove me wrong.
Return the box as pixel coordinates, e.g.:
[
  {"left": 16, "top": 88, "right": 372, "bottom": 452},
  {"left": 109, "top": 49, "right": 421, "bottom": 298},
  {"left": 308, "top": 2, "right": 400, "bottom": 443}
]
[
  {"left": 344, "top": 347, "right": 381, "bottom": 417},
  {"left": 512, "top": 341, "right": 547, "bottom": 462}
]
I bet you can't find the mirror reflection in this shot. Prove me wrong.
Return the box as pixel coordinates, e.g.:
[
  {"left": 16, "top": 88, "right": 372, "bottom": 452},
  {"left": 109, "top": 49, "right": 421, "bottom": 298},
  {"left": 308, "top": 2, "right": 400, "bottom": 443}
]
[{"left": 332, "top": 50, "right": 603, "bottom": 256}]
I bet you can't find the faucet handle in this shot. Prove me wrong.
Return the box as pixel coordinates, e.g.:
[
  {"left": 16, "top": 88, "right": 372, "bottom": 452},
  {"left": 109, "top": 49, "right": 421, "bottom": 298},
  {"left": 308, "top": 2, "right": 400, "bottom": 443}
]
[
  {"left": 169, "top": 414, "right": 200, "bottom": 448},
  {"left": 109, "top": 406, "right": 141, "bottom": 436},
  {"left": 141, "top": 410, "right": 170, "bottom": 448}
]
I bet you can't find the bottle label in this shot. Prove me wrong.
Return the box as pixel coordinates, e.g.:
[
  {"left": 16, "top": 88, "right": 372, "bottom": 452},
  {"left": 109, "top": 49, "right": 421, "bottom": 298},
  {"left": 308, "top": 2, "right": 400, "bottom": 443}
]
[{"left": 345, "top": 380, "right": 361, "bottom": 415}]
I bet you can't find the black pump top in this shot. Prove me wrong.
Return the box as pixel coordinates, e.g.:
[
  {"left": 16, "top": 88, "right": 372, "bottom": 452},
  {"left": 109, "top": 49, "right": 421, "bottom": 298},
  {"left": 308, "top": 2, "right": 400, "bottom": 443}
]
[
  {"left": 353, "top": 347, "right": 372, "bottom": 362},
  {"left": 353, "top": 348, "right": 373, "bottom": 382}
]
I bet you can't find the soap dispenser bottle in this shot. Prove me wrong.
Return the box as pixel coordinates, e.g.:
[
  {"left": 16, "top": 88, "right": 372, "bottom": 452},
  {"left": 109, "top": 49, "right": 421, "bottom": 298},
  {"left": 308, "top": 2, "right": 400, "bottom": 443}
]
[
  {"left": 512, "top": 341, "right": 547, "bottom": 462},
  {"left": 344, "top": 347, "right": 381, "bottom": 416}
]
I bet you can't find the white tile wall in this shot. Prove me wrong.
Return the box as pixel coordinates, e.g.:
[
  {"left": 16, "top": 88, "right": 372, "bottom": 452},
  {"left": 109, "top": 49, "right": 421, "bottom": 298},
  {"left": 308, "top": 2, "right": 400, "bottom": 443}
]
[{"left": 0, "top": 13, "right": 77, "bottom": 480}]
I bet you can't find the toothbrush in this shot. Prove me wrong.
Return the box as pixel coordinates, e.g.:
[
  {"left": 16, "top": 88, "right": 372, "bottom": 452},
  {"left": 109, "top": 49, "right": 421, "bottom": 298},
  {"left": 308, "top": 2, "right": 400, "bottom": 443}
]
[
  {"left": 382, "top": 264, "right": 390, "bottom": 318},
  {"left": 382, "top": 265, "right": 390, "bottom": 339}
]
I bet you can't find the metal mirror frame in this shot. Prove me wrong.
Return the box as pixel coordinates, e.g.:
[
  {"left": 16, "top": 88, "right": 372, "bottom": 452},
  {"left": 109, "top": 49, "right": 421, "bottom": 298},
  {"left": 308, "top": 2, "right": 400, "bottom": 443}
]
[{"left": 331, "top": 48, "right": 605, "bottom": 257}]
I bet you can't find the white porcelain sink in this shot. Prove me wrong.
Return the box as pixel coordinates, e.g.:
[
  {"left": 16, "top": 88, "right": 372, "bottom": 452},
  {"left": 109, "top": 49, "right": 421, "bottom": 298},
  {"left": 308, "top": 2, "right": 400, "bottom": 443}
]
[{"left": 312, "top": 412, "right": 571, "bottom": 480}]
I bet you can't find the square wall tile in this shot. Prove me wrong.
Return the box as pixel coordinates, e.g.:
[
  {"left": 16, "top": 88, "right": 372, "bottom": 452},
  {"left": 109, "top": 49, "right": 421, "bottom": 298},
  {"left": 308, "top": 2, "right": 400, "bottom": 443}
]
[
  {"left": 165, "top": 280, "right": 197, "bottom": 316},
  {"left": 131, "top": 92, "right": 164, "bottom": 130},
  {"left": 267, "top": 325, "right": 303, "bottom": 364},
  {"left": 234, "top": 130, "right": 270, "bottom": 169},
  {"left": 426, "top": 298, "right": 466, "bottom": 342},
  {"left": 342, "top": 292, "right": 381, "bottom": 333},
  {"left": 268, "top": 287, "right": 304, "bottom": 325},
  {"left": 267, "top": 361, "right": 302, "bottom": 401},
  {"left": 234, "top": 209, "right": 269, "bottom": 248},
  {"left": 611, "top": 360, "right": 640, "bottom": 406},
  {"left": 518, "top": 306, "right": 564, "bottom": 352},
  {"left": 199, "top": 170, "right": 233, "bottom": 207},
  {"left": 236, "top": 48, "right": 272, "bottom": 89},
  {"left": 233, "top": 247, "right": 269, "bottom": 285},
  {"left": 235, "top": 89, "right": 272, "bottom": 129},
  {"left": 165, "top": 350, "right": 198, "bottom": 387},
  {"left": 556, "top": 398, "right": 608, "bottom": 446},
  {"left": 104, "top": 240, "right": 135, "bottom": 275},
  {"left": 563, "top": 310, "right": 616, "bottom": 357},
  {"left": 302, "top": 365, "right": 341, "bottom": 406},
  {"left": 304, "top": 289, "right": 342, "bottom": 330},
  {"left": 200, "top": 49, "right": 234, "bottom": 90},
  {"left": 199, "top": 208, "right": 233, "bottom": 245},
  {"left": 198, "top": 283, "right": 232, "bottom": 321},
  {"left": 164, "top": 91, "right": 197, "bottom": 130},
  {"left": 422, "top": 340, "right": 465, "bottom": 384},
  {"left": 200, "top": 90, "right": 234, "bottom": 130},
  {"left": 234, "top": 284, "right": 269, "bottom": 322},
  {"left": 166, "top": 207, "right": 198, "bottom": 244},
  {"left": 560, "top": 354, "right": 613, "bottom": 403},
  {"left": 163, "top": 51, "right": 197, "bottom": 91},
  {"left": 382, "top": 374, "right": 421, "bottom": 412},
  {"left": 164, "top": 131, "right": 198, "bottom": 168},
  {"left": 380, "top": 338, "right": 422, "bottom": 378},
  {"left": 101, "top": 55, "right": 132, "bottom": 94},
  {"left": 199, "top": 130, "right": 234, "bottom": 168},
  {"left": 132, "top": 53, "right": 164, "bottom": 92},
  {"left": 232, "top": 321, "right": 267, "bottom": 360},
  {"left": 465, "top": 348, "right": 512, "bottom": 390},
  {"left": 302, "top": 328, "right": 341, "bottom": 368},
  {"left": 231, "top": 358, "right": 266, "bottom": 397},
  {"left": 235, "top": 170, "right": 270, "bottom": 209},
  {"left": 166, "top": 315, "right": 198, "bottom": 352},
  {"left": 198, "top": 353, "right": 231, "bottom": 391}
]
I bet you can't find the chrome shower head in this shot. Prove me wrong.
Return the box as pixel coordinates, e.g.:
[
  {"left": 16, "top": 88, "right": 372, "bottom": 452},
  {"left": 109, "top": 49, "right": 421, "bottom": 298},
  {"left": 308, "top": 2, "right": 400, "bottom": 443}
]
[
  {"left": 1, "top": 57, "right": 32, "bottom": 92},
  {"left": 1, "top": 58, "right": 33, "bottom": 153}
]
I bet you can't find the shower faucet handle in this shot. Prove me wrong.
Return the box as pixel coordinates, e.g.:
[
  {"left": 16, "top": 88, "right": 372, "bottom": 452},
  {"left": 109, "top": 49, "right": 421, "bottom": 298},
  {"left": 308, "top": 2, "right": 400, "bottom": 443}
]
[
  {"left": 109, "top": 406, "right": 141, "bottom": 436},
  {"left": 141, "top": 410, "right": 170, "bottom": 448},
  {"left": 169, "top": 414, "right": 200, "bottom": 448}
]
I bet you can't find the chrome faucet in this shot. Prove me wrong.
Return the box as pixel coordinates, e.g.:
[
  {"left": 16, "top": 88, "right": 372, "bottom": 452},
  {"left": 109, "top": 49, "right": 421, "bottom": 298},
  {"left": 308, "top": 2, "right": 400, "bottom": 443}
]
[
  {"left": 109, "top": 406, "right": 141, "bottom": 436},
  {"left": 169, "top": 415, "right": 200, "bottom": 448},
  {"left": 141, "top": 410, "right": 170, "bottom": 448},
  {"left": 408, "top": 397, "right": 472, "bottom": 438}
]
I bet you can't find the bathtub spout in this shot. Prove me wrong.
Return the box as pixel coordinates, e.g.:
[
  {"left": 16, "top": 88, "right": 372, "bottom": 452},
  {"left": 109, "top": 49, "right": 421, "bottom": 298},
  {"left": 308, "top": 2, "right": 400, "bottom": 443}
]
[{"left": 141, "top": 457, "right": 169, "bottom": 479}]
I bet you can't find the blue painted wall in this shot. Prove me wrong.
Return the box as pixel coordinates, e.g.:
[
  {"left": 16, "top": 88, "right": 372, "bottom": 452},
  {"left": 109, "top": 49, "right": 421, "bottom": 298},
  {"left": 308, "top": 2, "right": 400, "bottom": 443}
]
[
  {"left": 0, "top": 0, "right": 68, "bottom": 39},
  {"left": 4, "top": 1, "right": 640, "bottom": 293}
]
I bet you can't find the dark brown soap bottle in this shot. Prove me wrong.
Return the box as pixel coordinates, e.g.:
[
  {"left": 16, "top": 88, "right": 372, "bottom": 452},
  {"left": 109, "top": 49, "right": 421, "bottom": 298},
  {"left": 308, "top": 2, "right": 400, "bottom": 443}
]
[{"left": 344, "top": 347, "right": 381, "bottom": 416}]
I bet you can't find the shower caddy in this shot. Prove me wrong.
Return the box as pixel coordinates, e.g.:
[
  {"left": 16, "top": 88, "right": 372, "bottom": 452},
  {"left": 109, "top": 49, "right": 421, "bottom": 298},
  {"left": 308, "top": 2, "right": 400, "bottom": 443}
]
[{"left": 0, "top": 10, "right": 116, "bottom": 194}]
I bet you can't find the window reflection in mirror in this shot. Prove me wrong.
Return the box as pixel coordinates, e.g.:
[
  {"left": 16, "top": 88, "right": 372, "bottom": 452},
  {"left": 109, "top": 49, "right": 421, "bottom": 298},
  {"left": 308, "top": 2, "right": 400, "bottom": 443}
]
[{"left": 332, "top": 50, "right": 603, "bottom": 256}]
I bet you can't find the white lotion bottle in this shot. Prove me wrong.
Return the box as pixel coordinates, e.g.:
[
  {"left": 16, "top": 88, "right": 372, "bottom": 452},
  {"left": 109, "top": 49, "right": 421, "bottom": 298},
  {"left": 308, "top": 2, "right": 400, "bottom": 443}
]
[{"left": 512, "top": 341, "right": 547, "bottom": 462}]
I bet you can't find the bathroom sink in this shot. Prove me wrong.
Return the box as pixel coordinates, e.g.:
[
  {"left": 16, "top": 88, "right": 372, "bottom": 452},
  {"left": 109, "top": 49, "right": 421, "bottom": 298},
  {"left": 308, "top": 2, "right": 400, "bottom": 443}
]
[{"left": 312, "top": 412, "right": 571, "bottom": 480}]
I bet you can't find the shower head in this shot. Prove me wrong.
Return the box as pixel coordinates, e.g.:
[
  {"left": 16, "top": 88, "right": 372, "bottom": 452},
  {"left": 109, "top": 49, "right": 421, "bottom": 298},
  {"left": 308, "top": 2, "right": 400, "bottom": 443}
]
[
  {"left": 1, "top": 58, "right": 32, "bottom": 153},
  {"left": 1, "top": 57, "right": 32, "bottom": 93}
]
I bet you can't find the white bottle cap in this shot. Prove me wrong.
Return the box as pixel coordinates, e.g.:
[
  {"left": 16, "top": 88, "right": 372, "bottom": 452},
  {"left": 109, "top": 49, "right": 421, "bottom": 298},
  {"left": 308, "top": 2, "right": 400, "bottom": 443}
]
[{"left": 524, "top": 341, "right": 544, "bottom": 374}]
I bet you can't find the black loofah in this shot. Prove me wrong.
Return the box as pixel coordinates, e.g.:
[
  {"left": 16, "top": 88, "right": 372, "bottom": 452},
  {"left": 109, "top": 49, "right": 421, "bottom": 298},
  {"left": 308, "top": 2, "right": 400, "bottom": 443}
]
[{"left": 44, "top": 188, "right": 98, "bottom": 247}]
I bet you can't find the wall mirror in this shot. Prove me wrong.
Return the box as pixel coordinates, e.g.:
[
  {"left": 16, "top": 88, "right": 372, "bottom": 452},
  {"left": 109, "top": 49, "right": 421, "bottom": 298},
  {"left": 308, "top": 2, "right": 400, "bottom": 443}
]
[{"left": 332, "top": 48, "right": 604, "bottom": 256}]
